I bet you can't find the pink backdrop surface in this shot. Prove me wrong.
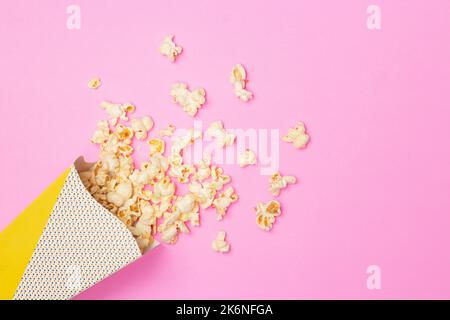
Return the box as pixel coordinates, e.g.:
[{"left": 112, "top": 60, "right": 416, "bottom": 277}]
[{"left": 1, "top": 0, "right": 450, "bottom": 299}]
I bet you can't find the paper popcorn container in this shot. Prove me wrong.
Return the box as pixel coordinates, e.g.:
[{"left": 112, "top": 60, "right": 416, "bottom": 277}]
[{"left": 0, "top": 157, "right": 158, "bottom": 300}]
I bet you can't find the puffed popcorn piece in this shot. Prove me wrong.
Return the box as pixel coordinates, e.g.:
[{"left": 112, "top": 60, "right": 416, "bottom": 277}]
[
  {"left": 255, "top": 200, "right": 281, "bottom": 231},
  {"left": 192, "top": 154, "right": 211, "bottom": 182},
  {"left": 212, "top": 231, "right": 230, "bottom": 253},
  {"left": 100, "top": 101, "right": 135, "bottom": 126},
  {"left": 106, "top": 182, "right": 133, "bottom": 207},
  {"left": 131, "top": 202, "right": 156, "bottom": 238},
  {"left": 159, "top": 124, "right": 176, "bottom": 137},
  {"left": 206, "top": 121, "right": 236, "bottom": 148},
  {"left": 209, "top": 165, "right": 231, "bottom": 191},
  {"left": 131, "top": 116, "right": 153, "bottom": 140},
  {"left": 269, "top": 172, "right": 296, "bottom": 196},
  {"left": 238, "top": 149, "right": 257, "bottom": 167},
  {"left": 148, "top": 138, "right": 165, "bottom": 156},
  {"left": 169, "top": 163, "right": 194, "bottom": 184},
  {"left": 115, "top": 124, "right": 134, "bottom": 143},
  {"left": 170, "top": 83, "right": 206, "bottom": 117},
  {"left": 152, "top": 176, "right": 176, "bottom": 203},
  {"left": 91, "top": 120, "right": 110, "bottom": 144},
  {"left": 189, "top": 181, "right": 216, "bottom": 209},
  {"left": 88, "top": 77, "right": 102, "bottom": 90},
  {"left": 159, "top": 35, "right": 182, "bottom": 62},
  {"left": 230, "top": 64, "right": 253, "bottom": 102},
  {"left": 158, "top": 194, "right": 199, "bottom": 244},
  {"left": 282, "top": 122, "right": 310, "bottom": 149},
  {"left": 135, "top": 233, "right": 155, "bottom": 253},
  {"left": 212, "top": 187, "right": 238, "bottom": 220}
]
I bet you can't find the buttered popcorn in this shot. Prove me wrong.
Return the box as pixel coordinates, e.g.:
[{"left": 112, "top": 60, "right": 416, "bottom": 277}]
[
  {"left": 238, "top": 149, "right": 257, "bottom": 167},
  {"left": 212, "top": 231, "right": 230, "bottom": 253},
  {"left": 159, "top": 35, "right": 182, "bottom": 62},
  {"left": 100, "top": 101, "right": 135, "bottom": 126},
  {"left": 80, "top": 103, "right": 239, "bottom": 252},
  {"left": 269, "top": 172, "right": 296, "bottom": 196},
  {"left": 230, "top": 64, "right": 253, "bottom": 102},
  {"left": 212, "top": 187, "right": 238, "bottom": 220},
  {"left": 255, "top": 200, "right": 281, "bottom": 231},
  {"left": 88, "top": 77, "right": 102, "bottom": 90},
  {"left": 170, "top": 83, "right": 206, "bottom": 117},
  {"left": 131, "top": 116, "right": 154, "bottom": 140},
  {"left": 282, "top": 122, "right": 310, "bottom": 149}
]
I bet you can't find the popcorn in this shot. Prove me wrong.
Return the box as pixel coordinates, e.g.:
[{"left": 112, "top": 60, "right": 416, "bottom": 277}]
[
  {"left": 269, "top": 172, "right": 296, "bottom": 196},
  {"left": 255, "top": 200, "right": 281, "bottom": 231},
  {"left": 148, "top": 138, "right": 165, "bottom": 156},
  {"left": 100, "top": 101, "right": 135, "bottom": 126},
  {"left": 212, "top": 187, "right": 238, "bottom": 220},
  {"left": 230, "top": 64, "right": 253, "bottom": 102},
  {"left": 158, "top": 193, "right": 199, "bottom": 244},
  {"left": 159, "top": 35, "right": 182, "bottom": 62},
  {"left": 212, "top": 231, "right": 230, "bottom": 253},
  {"left": 189, "top": 181, "right": 215, "bottom": 209},
  {"left": 169, "top": 163, "right": 194, "bottom": 184},
  {"left": 152, "top": 176, "right": 175, "bottom": 203},
  {"left": 170, "top": 83, "right": 206, "bottom": 117},
  {"left": 238, "top": 149, "right": 257, "bottom": 167},
  {"left": 192, "top": 154, "right": 211, "bottom": 182},
  {"left": 131, "top": 116, "right": 153, "bottom": 140},
  {"left": 159, "top": 124, "right": 176, "bottom": 137},
  {"left": 91, "top": 120, "right": 110, "bottom": 144},
  {"left": 131, "top": 202, "right": 157, "bottom": 239},
  {"left": 115, "top": 124, "right": 134, "bottom": 144},
  {"left": 210, "top": 165, "right": 231, "bottom": 191},
  {"left": 106, "top": 182, "right": 133, "bottom": 207},
  {"left": 88, "top": 78, "right": 102, "bottom": 90},
  {"left": 282, "top": 122, "right": 310, "bottom": 149},
  {"left": 83, "top": 99, "right": 241, "bottom": 252},
  {"left": 206, "top": 121, "right": 236, "bottom": 148}
]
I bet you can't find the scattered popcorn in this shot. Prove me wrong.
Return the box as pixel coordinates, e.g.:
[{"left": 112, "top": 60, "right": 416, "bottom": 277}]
[
  {"left": 238, "top": 149, "right": 257, "bottom": 167},
  {"left": 212, "top": 231, "right": 230, "bottom": 253},
  {"left": 255, "top": 200, "right": 281, "bottom": 231},
  {"left": 206, "top": 121, "right": 236, "bottom": 148},
  {"left": 100, "top": 101, "right": 135, "bottom": 126},
  {"left": 80, "top": 43, "right": 311, "bottom": 253},
  {"left": 170, "top": 83, "right": 206, "bottom": 117},
  {"left": 159, "top": 35, "right": 182, "bottom": 62},
  {"left": 81, "top": 103, "right": 239, "bottom": 253},
  {"left": 282, "top": 122, "right": 310, "bottom": 149},
  {"left": 269, "top": 172, "right": 296, "bottom": 196},
  {"left": 131, "top": 116, "right": 153, "bottom": 140},
  {"left": 159, "top": 124, "right": 176, "bottom": 137},
  {"left": 230, "top": 64, "right": 253, "bottom": 102},
  {"left": 88, "top": 78, "right": 102, "bottom": 90},
  {"left": 212, "top": 187, "right": 238, "bottom": 220}
]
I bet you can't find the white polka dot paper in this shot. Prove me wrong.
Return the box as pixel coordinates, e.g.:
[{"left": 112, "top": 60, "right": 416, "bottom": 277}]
[{"left": 14, "top": 165, "right": 148, "bottom": 300}]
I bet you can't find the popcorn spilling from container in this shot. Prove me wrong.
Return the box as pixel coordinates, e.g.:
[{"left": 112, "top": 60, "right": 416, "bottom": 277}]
[{"left": 79, "top": 35, "right": 310, "bottom": 254}]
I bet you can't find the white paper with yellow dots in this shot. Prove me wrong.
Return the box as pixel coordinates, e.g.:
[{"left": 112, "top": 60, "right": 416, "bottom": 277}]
[{"left": 0, "top": 157, "right": 158, "bottom": 300}]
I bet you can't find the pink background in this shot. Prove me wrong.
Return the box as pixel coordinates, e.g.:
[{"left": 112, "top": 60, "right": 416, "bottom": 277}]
[{"left": 1, "top": 0, "right": 450, "bottom": 299}]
